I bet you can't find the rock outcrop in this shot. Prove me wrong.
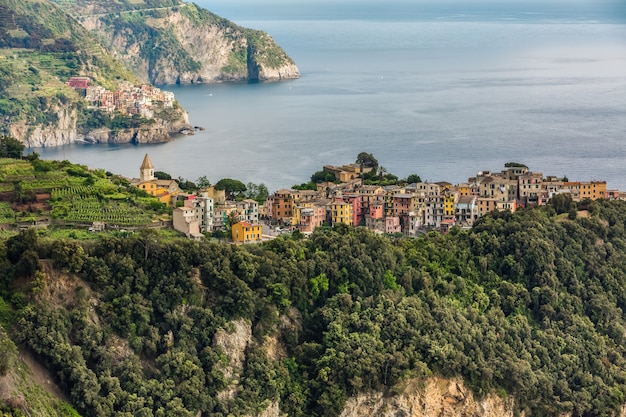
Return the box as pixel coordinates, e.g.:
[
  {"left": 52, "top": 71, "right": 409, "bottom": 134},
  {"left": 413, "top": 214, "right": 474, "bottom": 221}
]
[
  {"left": 213, "top": 318, "right": 252, "bottom": 401},
  {"left": 8, "top": 103, "right": 191, "bottom": 148},
  {"left": 340, "top": 378, "right": 514, "bottom": 417}
]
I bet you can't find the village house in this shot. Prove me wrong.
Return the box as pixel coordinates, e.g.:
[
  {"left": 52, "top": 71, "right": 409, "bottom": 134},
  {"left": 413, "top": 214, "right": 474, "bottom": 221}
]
[
  {"left": 425, "top": 195, "right": 445, "bottom": 229},
  {"left": 232, "top": 221, "right": 262, "bottom": 243},
  {"left": 518, "top": 172, "right": 544, "bottom": 206},
  {"left": 342, "top": 192, "right": 363, "bottom": 226},
  {"left": 236, "top": 199, "right": 259, "bottom": 224},
  {"left": 66, "top": 76, "right": 90, "bottom": 89},
  {"left": 323, "top": 163, "right": 373, "bottom": 183},
  {"left": 455, "top": 195, "right": 479, "bottom": 228},
  {"left": 172, "top": 206, "right": 203, "bottom": 240},
  {"left": 268, "top": 189, "right": 295, "bottom": 224},
  {"left": 180, "top": 192, "right": 214, "bottom": 233},
  {"left": 331, "top": 198, "right": 354, "bottom": 226},
  {"left": 297, "top": 204, "right": 328, "bottom": 234}
]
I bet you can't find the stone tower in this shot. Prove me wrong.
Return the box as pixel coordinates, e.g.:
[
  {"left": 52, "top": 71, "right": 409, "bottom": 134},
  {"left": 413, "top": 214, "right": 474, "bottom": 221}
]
[{"left": 140, "top": 153, "right": 155, "bottom": 182}]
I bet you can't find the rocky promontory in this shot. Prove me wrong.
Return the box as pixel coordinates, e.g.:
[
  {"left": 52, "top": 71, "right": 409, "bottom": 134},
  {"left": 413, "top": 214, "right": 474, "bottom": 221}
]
[
  {"left": 71, "top": 2, "right": 301, "bottom": 85},
  {"left": 7, "top": 102, "right": 191, "bottom": 148}
]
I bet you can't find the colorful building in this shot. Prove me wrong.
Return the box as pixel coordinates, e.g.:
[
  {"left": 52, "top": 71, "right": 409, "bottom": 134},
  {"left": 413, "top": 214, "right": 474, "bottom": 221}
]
[
  {"left": 331, "top": 198, "right": 353, "bottom": 226},
  {"left": 232, "top": 221, "right": 262, "bottom": 243}
]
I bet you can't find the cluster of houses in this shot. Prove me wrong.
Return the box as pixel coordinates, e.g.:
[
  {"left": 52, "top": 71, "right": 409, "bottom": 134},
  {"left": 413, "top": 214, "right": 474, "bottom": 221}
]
[
  {"left": 129, "top": 155, "right": 621, "bottom": 242},
  {"left": 269, "top": 163, "right": 616, "bottom": 236},
  {"left": 66, "top": 77, "right": 175, "bottom": 118},
  {"left": 130, "top": 154, "right": 262, "bottom": 242}
]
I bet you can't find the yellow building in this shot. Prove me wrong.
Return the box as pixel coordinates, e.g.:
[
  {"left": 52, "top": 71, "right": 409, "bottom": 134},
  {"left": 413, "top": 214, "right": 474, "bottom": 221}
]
[
  {"left": 443, "top": 192, "right": 457, "bottom": 217},
  {"left": 580, "top": 181, "right": 606, "bottom": 201},
  {"left": 232, "top": 221, "right": 262, "bottom": 243},
  {"left": 456, "top": 183, "right": 472, "bottom": 197},
  {"left": 134, "top": 154, "right": 181, "bottom": 206},
  {"left": 331, "top": 199, "right": 353, "bottom": 226}
]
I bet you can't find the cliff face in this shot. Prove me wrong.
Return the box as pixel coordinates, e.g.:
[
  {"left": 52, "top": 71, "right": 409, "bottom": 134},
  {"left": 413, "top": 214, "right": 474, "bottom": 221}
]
[
  {"left": 75, "top": 3, "right": 300, "bottom": 85},
  {"left": 8, "top": 103, "right": 190, "bottom": 148},
  {"left": 340, "top": 378, "right": 514, "bottom": 417}
]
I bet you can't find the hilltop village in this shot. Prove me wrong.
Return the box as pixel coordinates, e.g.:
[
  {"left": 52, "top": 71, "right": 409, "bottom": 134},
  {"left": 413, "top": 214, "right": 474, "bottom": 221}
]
[
  {"left": 67, "top": 76, "right": 175, "bottom": 119},
  {"left": 130, "top": 154, "right": 622, "bottom": 242}
]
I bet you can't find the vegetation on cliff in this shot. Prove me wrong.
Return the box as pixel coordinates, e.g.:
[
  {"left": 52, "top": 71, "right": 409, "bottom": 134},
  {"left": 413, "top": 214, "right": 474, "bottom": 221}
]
[
  {"left": 2, "top": 185, "right": 626, "bottom": 415},
  {"left": 55, "top": 0, "right": 300, "bottom": 84}
]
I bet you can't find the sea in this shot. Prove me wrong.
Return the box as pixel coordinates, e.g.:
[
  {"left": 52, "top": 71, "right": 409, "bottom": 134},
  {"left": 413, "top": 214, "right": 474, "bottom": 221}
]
[{"left": 36, "top": 0, "right": 626, "bottom": 191}]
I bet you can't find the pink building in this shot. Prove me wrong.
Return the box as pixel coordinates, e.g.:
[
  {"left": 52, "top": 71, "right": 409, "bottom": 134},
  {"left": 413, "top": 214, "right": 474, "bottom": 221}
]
[
  {"left": 369, "top": 202, "right": 384, "bottom": 219},
  {"left": 385, "top": 217, "right": 401, "bottom": 234},
  {"left": 299, "top": 205, "right": 327, "bottom": 234}
]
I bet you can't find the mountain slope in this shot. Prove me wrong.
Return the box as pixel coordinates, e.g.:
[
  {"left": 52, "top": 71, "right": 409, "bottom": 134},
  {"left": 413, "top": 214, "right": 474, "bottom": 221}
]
[
  {"left": 55, "top": 0, "right": 301, "bottom": 84},
  {"left": 2, "top": 197, "right": 626, "bottom": 416}
]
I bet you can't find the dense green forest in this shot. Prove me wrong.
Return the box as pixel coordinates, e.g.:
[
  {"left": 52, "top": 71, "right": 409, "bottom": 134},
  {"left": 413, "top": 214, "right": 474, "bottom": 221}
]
[{"left": 2, "top": 198, "right": 626, "bottom": 416}]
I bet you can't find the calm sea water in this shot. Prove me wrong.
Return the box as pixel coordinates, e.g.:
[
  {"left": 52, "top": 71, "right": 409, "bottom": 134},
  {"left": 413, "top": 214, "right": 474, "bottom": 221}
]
[{"left": 37, "top": 1, "right": 626, "bottom": 191}]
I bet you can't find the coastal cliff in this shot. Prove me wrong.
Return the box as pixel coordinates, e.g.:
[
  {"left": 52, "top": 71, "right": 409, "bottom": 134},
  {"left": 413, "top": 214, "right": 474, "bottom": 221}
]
[
  {"left": 6, "top": 102, "right": 191, "bottom": 148},
  {"left": 71, "top": 2, "right": 300, "bottom": 85}
]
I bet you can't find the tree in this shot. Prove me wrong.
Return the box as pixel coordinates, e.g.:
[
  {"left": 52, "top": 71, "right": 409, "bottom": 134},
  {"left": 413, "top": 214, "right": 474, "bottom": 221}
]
[
  {"left": 504, "top": 162, "right": 528, "bottom": 168},
  {"left": 215, "top": 178, "right": 247, "bottom": 200},
  {"left": 51, "top": 240, "right": 87, "bottom": 273},
  {"left": 244, "top": 182, "right": 269, "bottom": 203},
  {"left": 356, "top": 152, "right": 378, "bottom": 169},
  {"left": 177, "top": 177, "right": 197, "bottom": 192},
  {"left": 377, "top": 166, "right": 387, "bottom": 180},
  {"left": 311, "top": 170, "right": 336, "bottom": 184},
  {"left": 196, "top": 175, "right": 211, "bottom": 189},
  {"left": 11, "top": 180, "right": 33, "bottom": 204},
  {"left": 549, "top": 194, "right": 575, "bottom": 215},
  {"left": 154, "top": 171, "right": 172, "bottom": 180},
  {"left": 406, "top": 174, "right": 421, "bottom": 184},
  {"left": 0, "top": 135, "right": 25, "bottom": 159},
  {"left": 6, "top": 228, "right": 38, "bottom": 264},
  {"left": 292, "top": 182, "right": 317, "bottom": 191},
  {"left": 226, "top": 211, "right": 240, "bottom": 228}
]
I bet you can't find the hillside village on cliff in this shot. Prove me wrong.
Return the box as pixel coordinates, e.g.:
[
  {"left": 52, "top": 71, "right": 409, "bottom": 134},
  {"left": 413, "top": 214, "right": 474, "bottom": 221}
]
[
  {"left": 67, "top": 77, "right": 175, "bottom": 119},
  {"left": 131, "top": 154, "right": 622, "bottom": 243}
]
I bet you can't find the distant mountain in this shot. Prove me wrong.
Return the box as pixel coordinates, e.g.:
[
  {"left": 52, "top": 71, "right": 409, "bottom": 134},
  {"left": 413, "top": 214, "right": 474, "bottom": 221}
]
[
  {"left": 0, "top": 0, "right": 191, "bottom": 147},
  {"left": 52, "top": 0, "right": 301, "bottom": 84}
]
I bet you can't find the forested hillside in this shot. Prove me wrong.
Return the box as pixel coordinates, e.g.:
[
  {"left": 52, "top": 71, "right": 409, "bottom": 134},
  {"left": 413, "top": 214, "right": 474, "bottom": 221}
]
[{"left": 3, "top": 199, "right": 626, "bottom": 416}]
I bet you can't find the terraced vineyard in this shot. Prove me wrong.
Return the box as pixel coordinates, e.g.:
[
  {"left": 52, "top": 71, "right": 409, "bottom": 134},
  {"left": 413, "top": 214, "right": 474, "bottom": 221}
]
[
  {"left": 0, "top": 157, "right": 168, "bottom": 228},
  {"left": 0, "top": 202, "right": 15, "bottom": 224},
  {"left": 56, "top": 194, "right": 154, "bottom": 225}
]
